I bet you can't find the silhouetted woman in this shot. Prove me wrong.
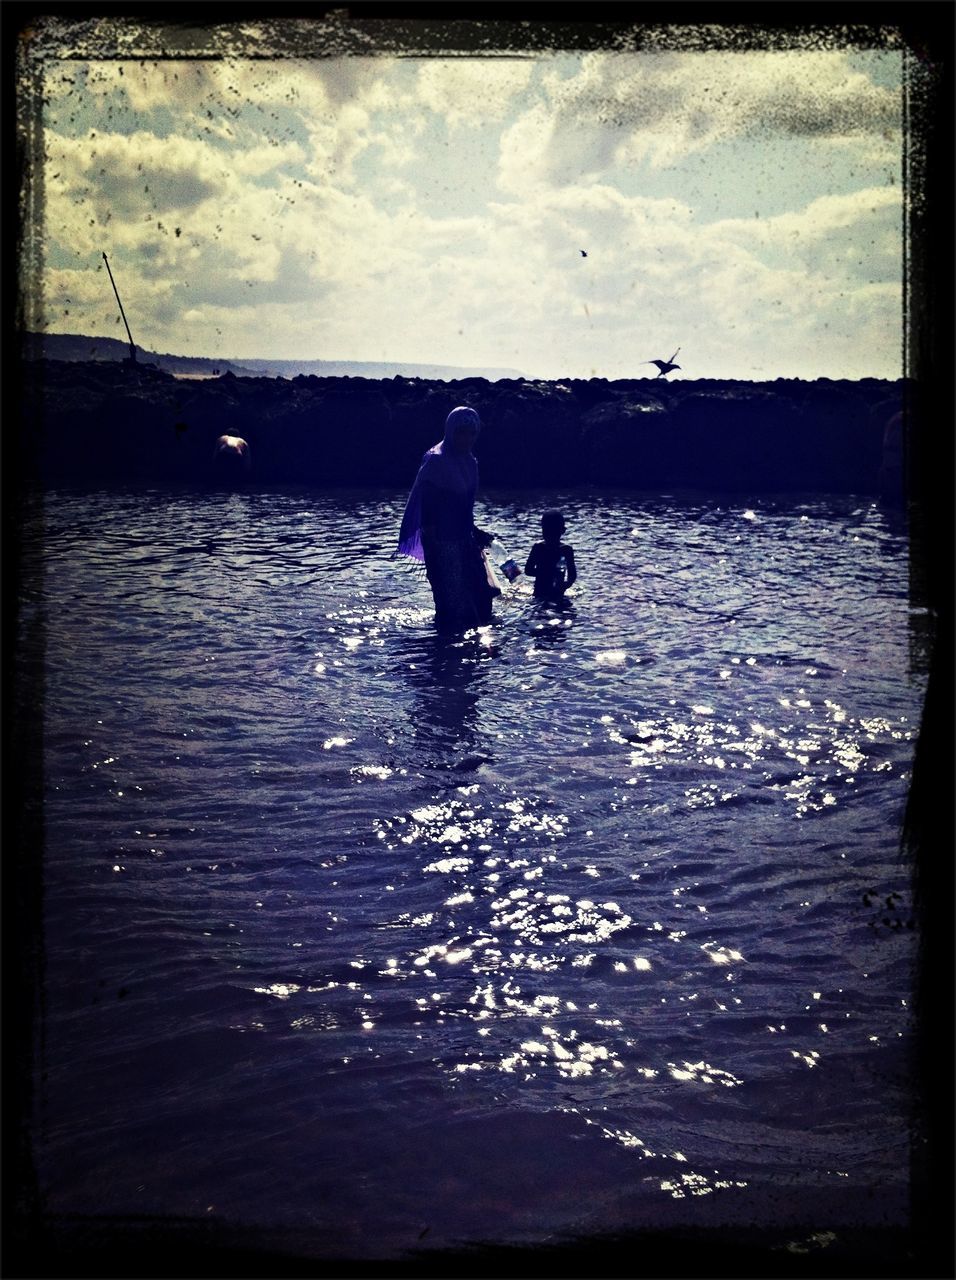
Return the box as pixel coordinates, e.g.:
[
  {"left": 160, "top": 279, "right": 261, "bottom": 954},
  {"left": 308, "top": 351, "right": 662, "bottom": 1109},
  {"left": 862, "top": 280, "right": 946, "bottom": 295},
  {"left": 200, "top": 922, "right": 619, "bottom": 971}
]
[{"left": 398, "top": 405, "right": 498, "bottom": 633}]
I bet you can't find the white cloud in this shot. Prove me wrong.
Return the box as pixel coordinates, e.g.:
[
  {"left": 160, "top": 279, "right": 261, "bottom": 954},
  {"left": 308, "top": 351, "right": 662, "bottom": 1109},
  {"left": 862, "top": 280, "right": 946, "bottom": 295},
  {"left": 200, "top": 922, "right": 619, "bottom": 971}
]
[
  {"left": 302, "top": 102, "right": 378, "bottom": 186},
  {"left": 497, "top": 103, "right": 555, "bottom": 194},
  {"left": 710, "top": 186, "right": 902, "bottom": 284},
  {"left": 29, "top": 47, "right": 903, "bottom": 378},
  {"left": 522, "top": 50, "right": 902, "bottom": 183},
  {"left": 716, "top": 185, "right": 900, "bottom": 240},
  {"left": 50, "top": 57, "right": 332, "bottom": 118},
  {"left": 415, "top": 58, "right": 535, "bottom": 127}
]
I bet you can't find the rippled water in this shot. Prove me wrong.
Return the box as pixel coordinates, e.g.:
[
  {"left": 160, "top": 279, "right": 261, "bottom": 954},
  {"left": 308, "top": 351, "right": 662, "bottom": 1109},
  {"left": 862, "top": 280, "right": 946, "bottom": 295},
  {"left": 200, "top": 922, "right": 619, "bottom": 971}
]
[{"left": 23, "top": 486, "right": 922, "bottom": 1260}]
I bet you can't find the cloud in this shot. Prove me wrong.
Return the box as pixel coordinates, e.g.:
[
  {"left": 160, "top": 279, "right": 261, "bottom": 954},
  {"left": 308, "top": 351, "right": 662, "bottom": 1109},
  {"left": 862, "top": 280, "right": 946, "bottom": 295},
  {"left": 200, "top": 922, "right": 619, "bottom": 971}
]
[
  {"left": 415, "top": 58, "right": 535, "bottom": 127},
  {"left": 302, "top": 102, "right": 380, "bottom": 186},
  {"left": 40, "top": 136, "right": 900, "bottom": 377},
  {"left": 50, "top": 56, "right": 331, "bottom": 118},
  {"left": 504, "top": 50, "right": 903, "bottom": 186},
  {"left": 42, "top": 124, "right": 309, "bottom": 294},
  {"left": 711, "top": 186, "right": 902, "bottom": 280},
  {"left": 29, "top": 48, "right": 902, "bottom": 378},
  {"left": 40, "top": 115, "right": 327, "bottom": 345}
]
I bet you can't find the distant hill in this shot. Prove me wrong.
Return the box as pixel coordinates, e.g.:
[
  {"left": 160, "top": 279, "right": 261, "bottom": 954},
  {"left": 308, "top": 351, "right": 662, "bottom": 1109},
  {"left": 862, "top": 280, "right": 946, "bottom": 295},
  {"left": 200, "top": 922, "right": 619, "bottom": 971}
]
[
  {"left": 21, "top": 332, "right": 257, "bottom": 377},
  {"left": 229, "top": 356, "right": 524, "bottom": 381},
  {"left": 21, "top": 332, "right": 523, "bottom": 382}
]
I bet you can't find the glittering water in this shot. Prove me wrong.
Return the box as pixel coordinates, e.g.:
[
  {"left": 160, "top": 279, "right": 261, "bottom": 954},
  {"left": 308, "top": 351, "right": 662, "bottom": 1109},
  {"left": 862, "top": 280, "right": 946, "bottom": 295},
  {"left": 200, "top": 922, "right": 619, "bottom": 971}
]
[{"left": 24, "top": 486, "right": 921, "bottom": 1259}]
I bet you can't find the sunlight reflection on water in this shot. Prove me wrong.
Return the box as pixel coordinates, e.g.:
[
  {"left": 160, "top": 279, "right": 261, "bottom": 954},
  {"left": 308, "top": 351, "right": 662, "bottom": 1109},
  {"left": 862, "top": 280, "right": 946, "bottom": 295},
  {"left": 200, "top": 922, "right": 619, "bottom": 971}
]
[{"left": 27, "top": 486, "right": 921, "bottom": 1257}]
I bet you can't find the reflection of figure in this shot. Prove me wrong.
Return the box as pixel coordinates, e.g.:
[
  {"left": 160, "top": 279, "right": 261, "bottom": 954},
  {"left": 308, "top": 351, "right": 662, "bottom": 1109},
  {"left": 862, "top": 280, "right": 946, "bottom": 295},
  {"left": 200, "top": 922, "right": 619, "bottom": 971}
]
[
  {"left": 401, "top": 633, "right": 491, "bottom": 770},
  {"left": 212, "top": 434, "right": 251, "bottom": 478},
  {"left": 397, "top": 406, "right": 498, "bottom": 634},
  {"left": 524, "top": 510, "right": 577, "bottom": 603}
]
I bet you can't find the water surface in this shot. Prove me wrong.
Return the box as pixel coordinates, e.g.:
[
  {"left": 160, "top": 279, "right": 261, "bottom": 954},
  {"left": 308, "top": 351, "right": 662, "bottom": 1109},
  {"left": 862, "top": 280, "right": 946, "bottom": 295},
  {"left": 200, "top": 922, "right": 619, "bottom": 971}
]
[{"left": 23, "top": 486, "right": 921, "bottom": 1261}]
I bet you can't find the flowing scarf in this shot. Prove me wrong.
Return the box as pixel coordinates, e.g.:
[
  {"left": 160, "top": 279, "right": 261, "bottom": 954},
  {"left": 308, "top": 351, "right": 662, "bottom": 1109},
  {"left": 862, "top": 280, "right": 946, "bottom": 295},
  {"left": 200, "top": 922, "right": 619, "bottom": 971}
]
[{"left": 397, "top": 406, "right": 480, "bottom": 561}]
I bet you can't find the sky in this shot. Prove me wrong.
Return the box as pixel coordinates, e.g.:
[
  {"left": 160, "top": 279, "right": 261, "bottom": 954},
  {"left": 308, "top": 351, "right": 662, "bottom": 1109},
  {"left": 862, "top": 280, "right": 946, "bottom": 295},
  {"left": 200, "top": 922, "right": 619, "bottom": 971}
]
[{"left": 27, "top": 25, "right": 907, "bottom": 380}]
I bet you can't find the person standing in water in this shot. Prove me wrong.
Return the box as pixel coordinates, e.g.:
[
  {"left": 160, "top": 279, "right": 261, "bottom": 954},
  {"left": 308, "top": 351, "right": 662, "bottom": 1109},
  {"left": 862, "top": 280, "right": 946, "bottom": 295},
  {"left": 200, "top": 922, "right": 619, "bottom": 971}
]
[
  {"left": 397, "top": 405, "right": 499, "bottom": 633},
  {"left": 524, "top": 510, "right": 577, "bottom": 603}
]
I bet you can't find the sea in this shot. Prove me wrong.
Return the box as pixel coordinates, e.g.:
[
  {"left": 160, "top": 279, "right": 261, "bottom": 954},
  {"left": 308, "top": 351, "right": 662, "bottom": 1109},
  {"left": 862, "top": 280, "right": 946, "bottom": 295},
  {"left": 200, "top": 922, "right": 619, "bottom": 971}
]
[{"left": 18, "top": 485, "right": 924, "bottom": 1265}]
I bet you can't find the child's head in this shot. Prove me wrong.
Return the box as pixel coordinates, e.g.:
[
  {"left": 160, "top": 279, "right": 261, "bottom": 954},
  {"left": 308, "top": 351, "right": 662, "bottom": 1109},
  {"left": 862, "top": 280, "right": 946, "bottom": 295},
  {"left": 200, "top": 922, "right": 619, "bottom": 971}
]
[{"left": 541, "top": 510, "right": 566, "bottom": 541}]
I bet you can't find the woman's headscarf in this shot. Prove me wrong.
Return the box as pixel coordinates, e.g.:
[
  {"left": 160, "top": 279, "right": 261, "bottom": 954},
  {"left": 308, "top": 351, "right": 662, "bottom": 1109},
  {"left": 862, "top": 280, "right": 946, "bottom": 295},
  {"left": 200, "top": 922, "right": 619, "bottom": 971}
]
[{"left": 397, "top": 406, "right": 481, "bottom": 560}]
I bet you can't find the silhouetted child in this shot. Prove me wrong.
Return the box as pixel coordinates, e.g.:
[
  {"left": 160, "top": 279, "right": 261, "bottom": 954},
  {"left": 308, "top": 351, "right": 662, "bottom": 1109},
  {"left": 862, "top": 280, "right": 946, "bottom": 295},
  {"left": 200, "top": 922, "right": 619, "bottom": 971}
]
[{"left": 524, "top": 510, "right": 577, "bottom": 603}]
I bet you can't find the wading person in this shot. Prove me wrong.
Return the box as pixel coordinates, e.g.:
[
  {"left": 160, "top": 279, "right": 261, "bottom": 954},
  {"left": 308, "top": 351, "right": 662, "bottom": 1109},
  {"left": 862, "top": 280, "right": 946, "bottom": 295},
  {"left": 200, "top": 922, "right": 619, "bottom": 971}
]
[
  {"left": 397, "top": 405, "right": 499, "bottom": 633},
  {"left": 524, "top": 510, "right": 577, "bottom": 603}
]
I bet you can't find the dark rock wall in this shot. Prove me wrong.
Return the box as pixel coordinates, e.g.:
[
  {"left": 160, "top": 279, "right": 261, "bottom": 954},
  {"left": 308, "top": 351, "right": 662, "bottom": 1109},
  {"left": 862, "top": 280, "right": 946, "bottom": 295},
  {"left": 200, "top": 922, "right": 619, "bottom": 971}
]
[{"left": 18, "top": 360, "right": 907, "bottom": 495}]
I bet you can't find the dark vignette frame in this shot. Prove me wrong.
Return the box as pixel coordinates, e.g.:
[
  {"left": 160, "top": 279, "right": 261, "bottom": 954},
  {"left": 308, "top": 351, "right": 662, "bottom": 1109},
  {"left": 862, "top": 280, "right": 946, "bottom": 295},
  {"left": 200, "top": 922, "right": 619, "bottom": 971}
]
[{"left": 4, "top": 3, "right": 952, "bottom": 1277}]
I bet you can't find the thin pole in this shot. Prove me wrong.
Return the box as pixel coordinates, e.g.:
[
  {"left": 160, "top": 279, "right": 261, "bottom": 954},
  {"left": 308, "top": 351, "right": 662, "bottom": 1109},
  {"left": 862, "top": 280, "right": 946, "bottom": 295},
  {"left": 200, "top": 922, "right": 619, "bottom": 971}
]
[{"left": 102, "top": 252, "right": 136, "bottom": 362}]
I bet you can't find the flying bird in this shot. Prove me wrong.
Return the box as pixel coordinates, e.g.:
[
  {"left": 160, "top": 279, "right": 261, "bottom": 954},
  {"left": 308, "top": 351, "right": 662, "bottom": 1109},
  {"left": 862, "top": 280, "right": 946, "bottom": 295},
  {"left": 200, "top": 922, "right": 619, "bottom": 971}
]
[
  {"left": 580, "top": 249, "right": 588, "bottom": 257},
  {"left": 643, "top": 347, "right": 681, "bottom": 377}
]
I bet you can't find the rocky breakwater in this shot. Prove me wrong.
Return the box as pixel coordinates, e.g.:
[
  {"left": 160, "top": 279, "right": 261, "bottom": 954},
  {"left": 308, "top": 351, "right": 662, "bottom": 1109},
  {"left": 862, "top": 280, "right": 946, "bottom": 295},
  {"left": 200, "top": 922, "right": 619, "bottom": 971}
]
[{"left": 18, "top": 358, "right": 906, "bottom": 496}]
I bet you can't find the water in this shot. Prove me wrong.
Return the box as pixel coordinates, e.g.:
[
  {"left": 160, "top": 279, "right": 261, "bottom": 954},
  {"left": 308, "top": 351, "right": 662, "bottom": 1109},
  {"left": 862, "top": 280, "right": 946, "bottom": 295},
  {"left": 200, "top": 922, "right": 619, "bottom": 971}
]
[{"left": 22, "top": 486, "right": 922, "bottom": 1261}]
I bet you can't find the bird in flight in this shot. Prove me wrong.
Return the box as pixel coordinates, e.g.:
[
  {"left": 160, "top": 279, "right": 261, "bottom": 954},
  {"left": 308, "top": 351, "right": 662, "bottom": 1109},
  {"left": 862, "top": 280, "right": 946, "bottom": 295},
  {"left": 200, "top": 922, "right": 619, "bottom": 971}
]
[
  {"left": 579, "top": 249, "right": 588, "bottom": 257},
  {"left": 643, "top": 347, "right": 681, "bottom": 377}
]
